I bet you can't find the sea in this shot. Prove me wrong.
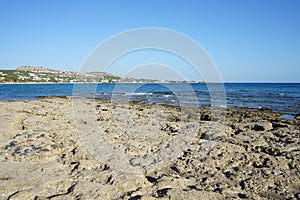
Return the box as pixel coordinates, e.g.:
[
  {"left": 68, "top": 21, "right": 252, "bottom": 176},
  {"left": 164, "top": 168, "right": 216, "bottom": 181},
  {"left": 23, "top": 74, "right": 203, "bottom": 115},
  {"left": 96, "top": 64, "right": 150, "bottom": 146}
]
[{"left": 0, "top": 83, "right": 299, "bottom": 115}]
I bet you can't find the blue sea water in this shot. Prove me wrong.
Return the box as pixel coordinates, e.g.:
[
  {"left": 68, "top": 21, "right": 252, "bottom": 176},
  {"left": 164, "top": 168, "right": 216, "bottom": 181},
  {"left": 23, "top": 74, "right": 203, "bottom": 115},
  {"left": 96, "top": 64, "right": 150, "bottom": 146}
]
[{"left": 0, "top": 83, "right": 299, "bottom": 114}]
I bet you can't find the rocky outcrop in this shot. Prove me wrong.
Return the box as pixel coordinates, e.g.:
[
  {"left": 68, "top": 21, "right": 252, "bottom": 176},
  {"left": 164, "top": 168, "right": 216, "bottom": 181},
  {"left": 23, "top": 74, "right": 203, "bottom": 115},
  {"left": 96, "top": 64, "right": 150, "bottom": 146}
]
[{"left": 0, "top": 98, "right": 299, "bottom": 199}]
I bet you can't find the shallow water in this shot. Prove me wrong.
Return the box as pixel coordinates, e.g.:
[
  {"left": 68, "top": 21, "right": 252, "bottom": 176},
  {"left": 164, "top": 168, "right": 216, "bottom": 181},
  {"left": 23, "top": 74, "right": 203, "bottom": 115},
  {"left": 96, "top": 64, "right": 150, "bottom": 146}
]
[
  {"left": 279, "top": 114, "right": 295, "bottom": 119},
  {"left": 0, "top": 83, "right": 299, "bottom": 114}
]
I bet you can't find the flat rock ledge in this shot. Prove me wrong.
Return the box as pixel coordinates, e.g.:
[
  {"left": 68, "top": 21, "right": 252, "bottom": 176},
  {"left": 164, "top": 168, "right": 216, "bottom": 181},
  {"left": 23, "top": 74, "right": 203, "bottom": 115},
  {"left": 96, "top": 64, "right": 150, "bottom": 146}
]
[{"left": 0, "top": 97, "right": 299, "bottom": 199}]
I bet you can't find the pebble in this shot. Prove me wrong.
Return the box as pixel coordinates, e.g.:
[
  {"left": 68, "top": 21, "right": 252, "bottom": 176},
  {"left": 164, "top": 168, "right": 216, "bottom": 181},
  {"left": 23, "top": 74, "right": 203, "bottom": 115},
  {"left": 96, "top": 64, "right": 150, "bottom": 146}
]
[
  {"left": 252, "top": 124, "right": 265, "bottom": 131},
  {"left": 38, "top": 134, "right": 46, "bottom": 138},
  {"left": 26, "top": 138, "right": 34, "bottom": 142},
  {"left": 51, "top": 144, "right": 58, "bottom": 149},
  {"left": 9, "top": 141, "right": 18, "bottom": 147},
  {"left": 200, "top": 113, "right": 211, "bottom": 121}
]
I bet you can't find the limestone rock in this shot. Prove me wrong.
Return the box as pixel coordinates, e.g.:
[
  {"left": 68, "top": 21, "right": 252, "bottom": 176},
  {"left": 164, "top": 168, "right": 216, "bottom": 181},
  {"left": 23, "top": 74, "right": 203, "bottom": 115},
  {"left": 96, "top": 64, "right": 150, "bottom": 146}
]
[
  {"left": 252, "top": 122, "right": 273, "bottom": 131},
  {"left": 0, "top": 97, "right": 298, "bottom": 199}
]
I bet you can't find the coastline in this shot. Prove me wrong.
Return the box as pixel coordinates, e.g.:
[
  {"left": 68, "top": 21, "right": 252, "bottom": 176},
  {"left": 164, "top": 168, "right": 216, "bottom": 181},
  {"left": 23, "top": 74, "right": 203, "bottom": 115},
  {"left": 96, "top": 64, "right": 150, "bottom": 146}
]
[
  {"left": 1, "top": 81, "right": 299, "bottom": 85},
  {"left": 1, "top": 83, "right": 299, "bottom": 115},
  {"left": 0, "top": 97, "right": 299, "bottom": 199},
  {"left": 0, "top": 81, "right": 205, "bottom": 85}
]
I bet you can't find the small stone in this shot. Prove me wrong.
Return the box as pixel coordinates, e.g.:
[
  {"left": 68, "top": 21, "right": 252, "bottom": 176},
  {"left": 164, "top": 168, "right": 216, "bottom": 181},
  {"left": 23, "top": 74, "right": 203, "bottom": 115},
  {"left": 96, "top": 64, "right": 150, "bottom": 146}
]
[
  {"left": 252, "top": 122, "right": 273, "bottom": 131},
  {"left": 42, "top": 148, "right": 50, "bottom": 152},
  {"left": 33, "top": 146, "right": 42, "bottom": 153},
  {"left": 238, "top": 193, "right": 247, "bottom": 198},
  {"left": 224, "top": 171, "right": 233, "bottom": 178},
  {"left": 14, "top": 147, "right": 21, "bottom": 154},
  {"left": 51, "top": 144, "right": 58, "bottom": 149},
  {"left": 213, "top": 187, "right": 222, "bottom": 193},
  {"left": 252, "top": 124, "right": 265, "bottom": 131},
  {"left": 9, "top": 141, "right": 18, "bottom": 147},
  {"left": 161, "top": 123, "right": 179, "bottom": 133},
  {"left": 200, "top": 113, "right": 211, "bottom": 121},
  {"left": 26, "top": 138, "right": 34, "bottom": 142}
]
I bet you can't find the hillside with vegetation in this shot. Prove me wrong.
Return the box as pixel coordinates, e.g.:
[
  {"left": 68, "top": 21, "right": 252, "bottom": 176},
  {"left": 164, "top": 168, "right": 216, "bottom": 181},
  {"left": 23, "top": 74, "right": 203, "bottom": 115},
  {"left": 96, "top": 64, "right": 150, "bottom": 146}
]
[
  {"left": 0, "top": 66, "right": 124, "bottom": 83},
  {"left": 0, "top": 66, "right": 201, "bottom": 83}
]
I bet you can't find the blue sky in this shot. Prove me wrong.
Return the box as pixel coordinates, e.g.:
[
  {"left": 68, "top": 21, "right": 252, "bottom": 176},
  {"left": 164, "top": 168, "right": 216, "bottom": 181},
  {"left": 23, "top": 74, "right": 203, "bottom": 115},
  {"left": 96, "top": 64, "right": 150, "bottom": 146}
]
[{"left": 0, "top": 0, "right": 299, "bottom": 82}]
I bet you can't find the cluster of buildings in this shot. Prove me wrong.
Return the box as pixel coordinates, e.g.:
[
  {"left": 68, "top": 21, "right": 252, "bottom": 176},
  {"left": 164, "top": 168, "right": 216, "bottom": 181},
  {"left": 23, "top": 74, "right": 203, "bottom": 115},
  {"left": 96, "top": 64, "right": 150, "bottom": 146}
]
[{"left": 0, "top": 66, "right": 121, "bottom": 83}]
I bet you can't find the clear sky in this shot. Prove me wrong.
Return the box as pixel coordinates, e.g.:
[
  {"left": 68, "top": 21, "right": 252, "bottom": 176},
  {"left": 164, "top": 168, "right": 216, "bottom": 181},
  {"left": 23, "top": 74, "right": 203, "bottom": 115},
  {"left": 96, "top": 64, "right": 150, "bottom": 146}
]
[{"left": 0, "top": 0, "right": 299, "bottom": 82}]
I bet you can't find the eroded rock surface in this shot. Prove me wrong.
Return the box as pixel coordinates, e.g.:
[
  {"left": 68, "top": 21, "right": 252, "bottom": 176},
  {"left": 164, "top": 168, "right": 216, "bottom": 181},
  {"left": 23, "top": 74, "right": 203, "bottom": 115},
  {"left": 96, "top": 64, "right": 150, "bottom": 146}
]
[{"left": 0, "top": 97, "right": 299, "bottom": 199}]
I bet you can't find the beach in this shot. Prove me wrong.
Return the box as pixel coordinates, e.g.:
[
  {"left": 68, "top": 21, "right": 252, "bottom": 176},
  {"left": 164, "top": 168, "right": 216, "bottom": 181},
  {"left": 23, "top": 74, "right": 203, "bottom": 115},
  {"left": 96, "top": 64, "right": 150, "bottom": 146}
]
[{"left": 0, "top": 97, "right": 299, "bottom": 199}]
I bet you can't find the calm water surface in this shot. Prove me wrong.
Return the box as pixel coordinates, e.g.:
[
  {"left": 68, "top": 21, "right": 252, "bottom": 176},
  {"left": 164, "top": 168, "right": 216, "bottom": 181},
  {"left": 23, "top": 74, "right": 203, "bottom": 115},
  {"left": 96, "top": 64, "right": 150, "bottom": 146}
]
[{"left": 0, "top": 83, "right": 299, "bottom": 114}]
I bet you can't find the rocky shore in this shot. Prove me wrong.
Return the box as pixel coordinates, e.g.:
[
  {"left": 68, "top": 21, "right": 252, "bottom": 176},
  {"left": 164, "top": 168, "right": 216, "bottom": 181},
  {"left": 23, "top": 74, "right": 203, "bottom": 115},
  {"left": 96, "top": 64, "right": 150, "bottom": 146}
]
[{"left": 0, "top": 97, "right": 299, "bottom": 199}]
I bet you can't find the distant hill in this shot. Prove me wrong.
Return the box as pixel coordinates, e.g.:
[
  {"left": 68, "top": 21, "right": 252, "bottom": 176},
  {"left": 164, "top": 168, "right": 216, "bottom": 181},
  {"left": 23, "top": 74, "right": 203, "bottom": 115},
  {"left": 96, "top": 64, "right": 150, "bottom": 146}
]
[
  {"left": 16, "top": 66, "right": 54, "bottom": 72},
  {"left": 0, "top": 66, "right": 199, "bottom": 83},
  {"left": 0, "top": 66, "right": 121, "bottom": 83}
]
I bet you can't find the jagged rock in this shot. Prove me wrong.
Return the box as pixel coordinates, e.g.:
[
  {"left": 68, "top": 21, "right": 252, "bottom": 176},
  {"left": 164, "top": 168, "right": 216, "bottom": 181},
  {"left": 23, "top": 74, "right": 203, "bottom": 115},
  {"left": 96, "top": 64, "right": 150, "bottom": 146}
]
[
  {"left": 161, "top": 123, "right": 179, "bottom": 133},
  {"left": 200, "top": 113, "right": 211, "bottom": 121},
  {"left": 252, "top": 122, "right": 273, "bottom": 131},
  {"left": 0, "top": 97, "right": 298, "bottom": 199}
]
